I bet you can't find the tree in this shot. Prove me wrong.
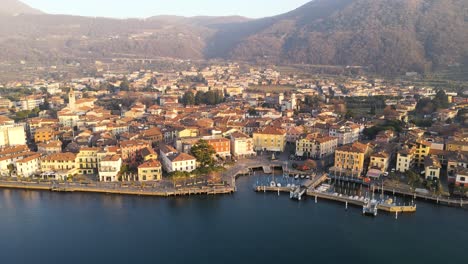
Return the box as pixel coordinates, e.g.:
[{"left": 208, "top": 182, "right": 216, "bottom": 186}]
[
  {"left": 406, "top": 170, "right": 421, "bottom": 187},
  {"left": 304, "top": 95, "right": 320, "bottom": 107},
  {"left": 120, "top": 78, "right": 130, "bottom": 91},
  {"left": 182, "top": 91, "right": 195, "bottom": 106},
  {"left": 248, "top": 108, "right": 258, "bottom": 116},
  {"left": 433, "top": 90, "right": 449, "bottom": 109},
  {"left": 7, "top": 164, "right": 15, "bottom": 176},
  {"left": 195, "top": 91, "right": 204, "bottom": 105},
  {"left": 190, "top": 140, "right": 216, "bottom": 168},
  {"left": 345, "top": 110, "right": 355, "bottom": 119}
]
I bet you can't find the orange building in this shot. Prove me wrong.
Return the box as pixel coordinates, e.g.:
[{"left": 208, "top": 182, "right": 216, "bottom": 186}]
[
  {"left": 120, "top": 140, "right": 151, "bottom": 163},
  {"left": 34, "top": 127, "right": 56, "bottom": 143},
  {"left": 206, "top": 138, "right": 231, "bottom": 158}
]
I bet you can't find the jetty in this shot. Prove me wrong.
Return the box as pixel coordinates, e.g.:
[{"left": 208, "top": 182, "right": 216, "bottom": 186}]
[
  {"left": 306, "top": 189, "right": 417, "bottom": 214},
  {"left": 328, "top": 175, "right": 468, "bottom": 208}
]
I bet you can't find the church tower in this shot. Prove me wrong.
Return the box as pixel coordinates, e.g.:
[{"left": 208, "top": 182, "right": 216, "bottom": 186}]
[{"left": 68, "top": 89, "right": 76, "bottom": 111}]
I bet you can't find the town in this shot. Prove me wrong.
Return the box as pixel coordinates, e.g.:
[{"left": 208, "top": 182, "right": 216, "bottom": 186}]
[{"left": 0, "top": 61, "right": 466, "bottom": 202}]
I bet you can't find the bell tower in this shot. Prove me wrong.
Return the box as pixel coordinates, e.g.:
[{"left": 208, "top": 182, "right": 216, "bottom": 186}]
[{"left": 68, "top": 89, "right": 76, "bottom": 111}]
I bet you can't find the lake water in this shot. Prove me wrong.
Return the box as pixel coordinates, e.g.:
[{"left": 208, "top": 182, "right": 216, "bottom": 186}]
[{"left": 0, "top": 176, "right": 467, "bottom": 264}]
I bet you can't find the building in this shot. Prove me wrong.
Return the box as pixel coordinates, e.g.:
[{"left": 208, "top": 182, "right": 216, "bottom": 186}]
[
  {"left": 138, "top": 159, "right": 162, "bottom": 181},
  {"left": 0, "top": 146, "right": 35, "bottom": 175},
  {"left": 414, "top": 140, "right": 431, "bottom": 167},
  {"left": 69, "top": 89, "right": 76, "bottom": 111},
  {"left": 446, "top": 140, "right": 468, "bottom": 152},
  {"left": 0, "top": 124, "right": 26, "bottom": 147},
  {"left": 424, "top": 155, "right": 441, "bottom": 180},
  {"left": 333, "top": 142, "right": 370, "bottom": 175},
  {"left": 98, "top": 155, "right": 122, "bottom": 182},
  {"left": 455, "top": 169, "right": 468, "bottom": 188},
  {"left": 396, "top": 147, "right": 415, "bottom": 173},
  {"left": 34, "top": 127, "right": 56, "bottom": 143},
  {"left": 40, "top": 152, "right": 77, "bottom": 177},
  {"left": 230, "top": 131, "right": 255, "bottom": 158},
  {"left": 296, "top": 134, "right": 338, "bottom": 161},
  {"left": 140, "top": 147, "right": 158, "bottom": 161},
  {"left": 206, "top": 138, "right": 231, "bottom": 158},
  {"left": 58, "top": 111, "right": 79, "bottom": 127},
  {"left": 75, "top": 147, "right": 99, "bottom": 175},
  {"left": 120, "top": 140, "right": 151, "bottom": 163},
  {"left": 159, "top": 144, "right": 197, "bottom": 173},
  {"left": 369, "top": 151, "right": 391, "bottom": 173},
  {"left": 16, "top": 153, "right": 42, "bottom": 177},
  {"left": 329, "top": 124, "right": 360, "bottom": 146},
  {"left": 253, "top": 126, "right": 286, "bottom": 152},
  {"left": 37, "top": 140, "right": 62, "bottom": 154}
]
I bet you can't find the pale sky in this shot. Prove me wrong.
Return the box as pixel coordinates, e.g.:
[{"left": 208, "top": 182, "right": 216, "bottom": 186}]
[{"left": 22, "top": 0, "right": 312, "bottom": 18}]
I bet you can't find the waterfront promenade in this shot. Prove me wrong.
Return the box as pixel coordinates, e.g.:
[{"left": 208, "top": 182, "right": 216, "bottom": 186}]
[{"left": 0, "top": 180, "right": 234, "bottom": 197}]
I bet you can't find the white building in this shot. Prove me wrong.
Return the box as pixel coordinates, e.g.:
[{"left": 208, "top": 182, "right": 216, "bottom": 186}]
[
  {"left": 329, "top": 124, "right": 360, "bottom": 146},
  {"left": 230, "top": 131, "right": 256, "bottom": 158},
  {"left": 0, "top": 124, "right": 27, "bottom": 147},
  {"left": 58, "top": 112, "right": 80, "bottom": 127},
  {"left": 396, "top": 147, "right": 414, "bottom": 173},
  {"left": 159, "top": 144, "right": 196, "bottom": 173},
  {"left": 16, "top": 153, "right": 42, "bottom": 177},
  {"left": 98, "top": 155, "right": 122, "bottom": 182}
]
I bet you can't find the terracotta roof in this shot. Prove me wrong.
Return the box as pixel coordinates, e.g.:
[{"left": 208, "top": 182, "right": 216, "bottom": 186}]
[
  {"left": 138, "top": 159, "right": 161, "bottom": 169},
  {"left": 101, "top": 155, "right": 121, "bottom": 162},
  {"left": 17, "top": 153, "right": 42, "bottom": 163},
  {"left": 42, "top": 152, "right": 76, "bottom": 162},
  {"left": 255, "top": 126, "right": 286, "bottom": 136},
  {"left": 169, "top": 152, "right": 196, "bottom": 162}
]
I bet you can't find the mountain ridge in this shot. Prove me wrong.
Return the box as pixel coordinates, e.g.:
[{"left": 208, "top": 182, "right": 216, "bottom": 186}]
[
  {"left": 0, "top": 0, "right": 43, "bottom": 15},
  {"left": 0, "top": 0, "right": 467, "bottom": 75}
]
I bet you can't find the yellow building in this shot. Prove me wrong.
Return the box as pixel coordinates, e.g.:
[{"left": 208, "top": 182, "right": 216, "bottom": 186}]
[
  {"left": 414, "top": 140, "right": 431, "bottom": 166},
  {"left": 41, "top": 152, "right": 77, "bottom": 173},
  {"left": 253, "top": 126, "right": 286, "bottom": 152},
  {"left": 177, "top": 128, "right": 199, "bottom": 139},
  {"left": 75, "top": 147, "right": 99, "bottom": 175},
  {"left": 333, "top": 142, "right": 369, "bottom": 175},
  {"left": 138, "top": 159, "right": 162, "bottom": 181},
  {"left": 369, "top": 151, "right": 391, "bottom": 173},
  {"left": 446, "top": 140, "right": 468, "bottom": 152}
]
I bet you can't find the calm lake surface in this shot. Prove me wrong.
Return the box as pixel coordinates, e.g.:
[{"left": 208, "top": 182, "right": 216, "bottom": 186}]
[{"left": 0, "top": 176, "right": 467, "bottom": 264}]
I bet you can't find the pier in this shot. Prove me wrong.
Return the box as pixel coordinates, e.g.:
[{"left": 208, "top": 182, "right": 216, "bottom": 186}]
[
  {"left": 306, "top": 190, "right": 417, "bottom": 213},
  {"left": 327, "top": 175, "right": 468, "bottom": 208}
]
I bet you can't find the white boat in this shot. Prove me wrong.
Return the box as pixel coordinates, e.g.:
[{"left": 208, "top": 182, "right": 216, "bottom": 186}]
[{"left": 294, "top": 175, "right": 299, "bottom": 180}]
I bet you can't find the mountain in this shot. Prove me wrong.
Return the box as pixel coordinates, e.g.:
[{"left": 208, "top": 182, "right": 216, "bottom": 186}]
[
  {"left": 0, "top": 0, "right": 467, "bottom": 75},
  {"left": 208, "top": 0, "right": 468, "bottom": 74},
  {"left": 0, "top": 0, "right": 43, "bottom": 15}
]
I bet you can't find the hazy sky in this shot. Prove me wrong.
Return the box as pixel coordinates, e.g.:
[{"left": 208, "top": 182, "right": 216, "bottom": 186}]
[{"left": 22, "top": 0, "right": 311, "bottom": 18}]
